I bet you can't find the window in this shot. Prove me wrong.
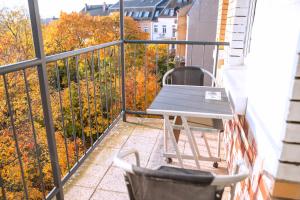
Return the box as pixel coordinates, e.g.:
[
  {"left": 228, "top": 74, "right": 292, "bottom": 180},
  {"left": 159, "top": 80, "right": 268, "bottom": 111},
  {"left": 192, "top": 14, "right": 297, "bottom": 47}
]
[
  {"left": 172, "top": 26, "right": 176, "bottom": 37},
  {"left": 162, "top": 25, "right": 167, "bottom": 34},
  {"left": 138, "top": 12, "right": 143, "bottom": 18},
  {"left": 154, "top": 25, "right": 158, "bottom": 33},
  {"left": 169, "top": 9, "right": 174, "bottom": 16},
  {"left": 155, "top": 10, "right": 160, "bottom": 17},
  {"left": 144, "top": 27, "right": 148, "bottom": 33},
  {"left": 244, "top": 0, "right": 257, "bottom": 55},
  {"left": 164, "top": 9, "right": 169, "bottom": 15},
  {"left": 144, "top": 11, "right": 150, "bottom": 18},
  {"left": 134, "top": 12, "right": 139, "bottom": 18}
]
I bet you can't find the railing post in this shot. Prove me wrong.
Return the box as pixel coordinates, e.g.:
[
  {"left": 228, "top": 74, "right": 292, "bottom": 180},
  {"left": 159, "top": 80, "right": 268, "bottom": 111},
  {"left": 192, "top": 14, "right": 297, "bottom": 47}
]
[
  {"left": 120, "top": 0, "right": 126, "bottom": 121},
  {"left": 27, "top": 0, "right": 64, "bottom": 199}
]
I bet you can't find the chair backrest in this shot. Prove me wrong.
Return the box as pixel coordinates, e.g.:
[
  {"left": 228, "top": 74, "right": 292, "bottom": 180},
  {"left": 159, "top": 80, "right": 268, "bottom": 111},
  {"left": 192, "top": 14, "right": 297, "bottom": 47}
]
[
  {"left": 125, "top": 166, "right": 223, "bottom": 200},
  {"left": 114, "top": 149, "right": 248, "bottom": 200},
  {"left": 165, "top": 66, "right": 205, "bottom": 86}
]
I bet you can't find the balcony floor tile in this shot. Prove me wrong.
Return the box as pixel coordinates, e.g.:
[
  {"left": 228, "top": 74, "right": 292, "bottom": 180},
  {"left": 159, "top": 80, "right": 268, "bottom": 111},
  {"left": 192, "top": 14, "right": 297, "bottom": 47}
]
[{"left": 64, "top": 117, "right": 229, "bottom": 200}]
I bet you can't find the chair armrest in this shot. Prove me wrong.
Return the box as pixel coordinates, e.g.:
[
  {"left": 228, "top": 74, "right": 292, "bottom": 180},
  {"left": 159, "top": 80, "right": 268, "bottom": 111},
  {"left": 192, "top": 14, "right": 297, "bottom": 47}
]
[
  {"left": 162, "top": 68, "right": 175, "bottom": 86},
  {"left": 114, "top": 149, "right": 140, "bottom": 173},
  {"left": 211, "top": 160, "right": 249, "bottom": 186}
]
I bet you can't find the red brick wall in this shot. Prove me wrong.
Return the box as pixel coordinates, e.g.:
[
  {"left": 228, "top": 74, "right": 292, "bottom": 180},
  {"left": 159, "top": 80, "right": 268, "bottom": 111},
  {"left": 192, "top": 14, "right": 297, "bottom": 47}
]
[{"left": 224, "top": 117, "right": 273, "bottom": 200}]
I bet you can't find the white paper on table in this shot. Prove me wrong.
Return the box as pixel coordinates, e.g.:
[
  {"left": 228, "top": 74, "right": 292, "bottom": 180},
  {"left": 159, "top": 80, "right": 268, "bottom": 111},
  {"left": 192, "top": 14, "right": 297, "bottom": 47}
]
[{"left": 205, "top": 91, "right": 221, "bottom": 100}]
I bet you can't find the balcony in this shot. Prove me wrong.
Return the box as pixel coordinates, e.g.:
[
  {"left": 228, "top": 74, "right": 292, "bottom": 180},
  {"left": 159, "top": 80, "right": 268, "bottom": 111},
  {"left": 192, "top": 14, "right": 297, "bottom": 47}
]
[
  {"left": 0, "top": 36, "right": 228, "bottom": 199},
  {"left": 2, "top": 0, "right": 300, "bottom": 200}
]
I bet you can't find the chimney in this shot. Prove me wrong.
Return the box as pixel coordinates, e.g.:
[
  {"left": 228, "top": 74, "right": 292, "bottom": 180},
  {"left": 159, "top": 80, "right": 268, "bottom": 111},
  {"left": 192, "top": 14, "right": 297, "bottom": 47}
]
[
  {"left": 103, "top": 2, "right": 107, "bottom": 11},
  {"left": 85, "top": 3, "right": 88, "bottom": 12}
]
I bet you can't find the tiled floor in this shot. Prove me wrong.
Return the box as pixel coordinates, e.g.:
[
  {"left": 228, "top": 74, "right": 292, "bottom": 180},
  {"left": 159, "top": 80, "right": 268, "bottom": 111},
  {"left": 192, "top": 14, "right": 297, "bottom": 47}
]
[{"left": 63, "top": 117, "right": 229, "bottom": 200}]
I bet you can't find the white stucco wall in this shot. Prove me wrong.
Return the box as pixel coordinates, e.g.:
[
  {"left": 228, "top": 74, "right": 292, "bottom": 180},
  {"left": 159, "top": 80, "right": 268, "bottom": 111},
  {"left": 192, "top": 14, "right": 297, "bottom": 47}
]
[
  {"left": 151, "top": 18, "right": 177, "bottom": 40},
  {"left": 242, "top": 0, "right": 300, "bottom": 176}
]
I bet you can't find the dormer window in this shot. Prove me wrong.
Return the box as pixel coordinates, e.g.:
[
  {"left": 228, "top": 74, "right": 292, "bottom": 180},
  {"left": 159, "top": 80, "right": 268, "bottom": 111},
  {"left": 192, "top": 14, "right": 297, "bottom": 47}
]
[
  {"left": 138, "top": 12, "right": 143, "bottom": 18},
  {"left": 155, "top": 10, "right": 160, "bottom": 17},
  {"left": 164, "top": 9, "right": 169, "bottom": 15},
  {"left": 169, "top": 9, "right": 174, "bottom": 16},
  {"left": 144, "top": 11, "right": 150, "bottom": 18}
]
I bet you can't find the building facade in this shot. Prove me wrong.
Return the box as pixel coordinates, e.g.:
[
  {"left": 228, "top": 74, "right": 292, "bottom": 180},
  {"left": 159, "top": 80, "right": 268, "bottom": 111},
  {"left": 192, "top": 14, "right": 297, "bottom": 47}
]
[
  {"left": 219, "top": 0, "right": 300, "bottom": 199},
  {"left": 109, "top": 0, "right": 191, "bottom": 40}
]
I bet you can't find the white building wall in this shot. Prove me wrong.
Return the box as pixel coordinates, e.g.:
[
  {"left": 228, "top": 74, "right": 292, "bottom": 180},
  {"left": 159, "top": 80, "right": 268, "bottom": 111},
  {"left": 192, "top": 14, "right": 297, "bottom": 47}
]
[
  {"left": 223, "top": 0, "right": 300, "bottom": 177},
  {"left": 151, "top": 18, "right": 177, "bottom": 40},
  {"left": 245, "top": 0, "right": 300, "bottom": 177}
]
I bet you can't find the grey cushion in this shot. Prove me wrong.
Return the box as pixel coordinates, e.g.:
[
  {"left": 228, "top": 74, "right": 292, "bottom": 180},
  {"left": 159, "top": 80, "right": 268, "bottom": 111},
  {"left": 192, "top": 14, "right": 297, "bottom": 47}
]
[
  {"left": 125, "top": 166, "right": 223, "bottom": 200},
  {"left": 166, "top": 66, "right": 204, "bottom": 86}
]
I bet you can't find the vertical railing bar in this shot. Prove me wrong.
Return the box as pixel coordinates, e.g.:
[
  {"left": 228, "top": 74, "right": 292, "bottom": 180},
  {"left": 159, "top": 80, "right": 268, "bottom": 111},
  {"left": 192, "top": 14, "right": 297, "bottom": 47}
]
[
  {"left": 91, "top": 51, "right": 99, "bottom": 138},
  {"left": 113, "top": 46, "right": 117, "bottom": 118},
  {"left": 191, "top": 45, "right": 193, "bottom": 65},
  {"left": 109, "top": 48, "right": 113, "bottom": 123},
  {"left": 202, "top": 45, "right": 206, "bottom": 67},
  {"left": 115, "top": 46, "right": 120, "bottom": 113},
  {"left": 144, "top": 44, "right": 147, "bottom": 108},
  {"left": 55, "top": 62, "right": 71, "bottom": 171},
  {"left": 75, "top": 56, "right": 86, "bottom": 153},
  {"left": 3, "top": 74, "right": 29, "bottom": 200},
  {"left": 155, "top": 44, "right": 158, "bottom": 95},
  {"left": 84, "top": 56, "right": 93, "bottom": 146},
  {"left": 104, "top": 48, "right": 109, "bottom": 126},
  {"left": 97, "top": 50, "right": 104, "bottom": 134},
  {"left": 167, "top": 44, "right": 170, "bottom": 71},
  {"left": 66, "top": 58, "right": 79, "bottom": 161},
  {"left": 133, "top": 44, "right": 137, "bottom": 110},
  {"left": 213, "top": 45, "right": 220, "bottom": 86},
  {"left": 23, "top": 68, "right": 47, "bottom": 198},
  {"left": 27, "top": 0, "right": 63, "bottom": 198},
  {"left": 118, "top": 45, "right": 122, "bottom": 113}
]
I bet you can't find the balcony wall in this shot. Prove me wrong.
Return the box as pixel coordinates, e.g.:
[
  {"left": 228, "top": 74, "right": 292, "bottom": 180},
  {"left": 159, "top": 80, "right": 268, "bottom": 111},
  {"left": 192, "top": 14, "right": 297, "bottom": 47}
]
[{"left": 221, "top": 0, "right": 300, "bottom": 199}]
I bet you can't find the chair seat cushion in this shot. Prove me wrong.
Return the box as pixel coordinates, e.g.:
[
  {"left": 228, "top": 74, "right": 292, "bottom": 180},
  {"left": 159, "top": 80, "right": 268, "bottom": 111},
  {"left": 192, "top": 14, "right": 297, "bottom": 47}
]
[
  {"left": 127, "top": 166, "right": 222, "bottom": 200},
  {"left": 187, "top": 117, "right": 224, "bottom": 131}
]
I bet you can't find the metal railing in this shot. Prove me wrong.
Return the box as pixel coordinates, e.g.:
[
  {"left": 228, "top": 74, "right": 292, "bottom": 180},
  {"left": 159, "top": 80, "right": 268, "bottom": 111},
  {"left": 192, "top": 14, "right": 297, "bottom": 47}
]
[
  {"left": 0, "top": 42, "right": 123, "bottom": 200},
  {"left": 0, "top": 39, "right": 228, "bottom": 200},
  {"left": 0, "top": 0, "right": 229, "bottom": 199}
]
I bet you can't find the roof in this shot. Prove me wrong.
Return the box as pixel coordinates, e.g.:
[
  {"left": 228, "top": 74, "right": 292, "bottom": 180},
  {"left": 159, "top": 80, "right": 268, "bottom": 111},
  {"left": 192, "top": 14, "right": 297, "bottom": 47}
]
[
  {"left": 159, "top": 0, "right": 192, "bottom": 18},
  {"left": 81, "top": 4, "right": 112, "bottom": 16},
  {"left": 110, "top": 0, "right": 164, "bottom": 10},
  {"left": 86, "top": 0, "right": 192, "bottom": 21}
]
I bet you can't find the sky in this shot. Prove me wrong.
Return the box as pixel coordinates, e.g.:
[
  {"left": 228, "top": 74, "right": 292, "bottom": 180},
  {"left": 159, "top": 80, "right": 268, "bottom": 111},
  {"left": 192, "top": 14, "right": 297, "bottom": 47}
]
[{"left": 1, "top": 0, "right": 118, "bottom": 18}]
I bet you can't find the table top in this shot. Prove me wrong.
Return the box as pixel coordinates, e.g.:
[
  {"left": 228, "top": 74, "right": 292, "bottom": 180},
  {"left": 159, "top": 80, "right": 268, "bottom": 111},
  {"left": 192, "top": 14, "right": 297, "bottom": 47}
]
[{"left": 147, "top": 85, "right": 233, "bottom": 119}]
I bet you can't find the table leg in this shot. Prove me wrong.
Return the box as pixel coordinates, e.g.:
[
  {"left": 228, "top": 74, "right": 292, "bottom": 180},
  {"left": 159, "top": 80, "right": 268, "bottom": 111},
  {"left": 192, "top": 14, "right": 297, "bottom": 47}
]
[
  {"left": 163, "top": 118, "right": 168, "bottom": 154},
  {"left": 217, "top": 131, "right": 221, "bottom": 158},
  {"left": 164, "top": 115, "right": 184, "bottom": 168},
  {"left": 203, "top": 133, "right": 213, "bottom": 158},
  {"left": 181, "top": 117, "right": 200, "bottom": 169}
]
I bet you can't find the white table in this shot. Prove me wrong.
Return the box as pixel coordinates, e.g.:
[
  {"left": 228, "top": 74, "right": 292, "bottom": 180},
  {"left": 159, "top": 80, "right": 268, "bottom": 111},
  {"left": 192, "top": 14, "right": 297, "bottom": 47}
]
[{"left": 147, "top": 85, "right": 233, "bottom": 168}]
